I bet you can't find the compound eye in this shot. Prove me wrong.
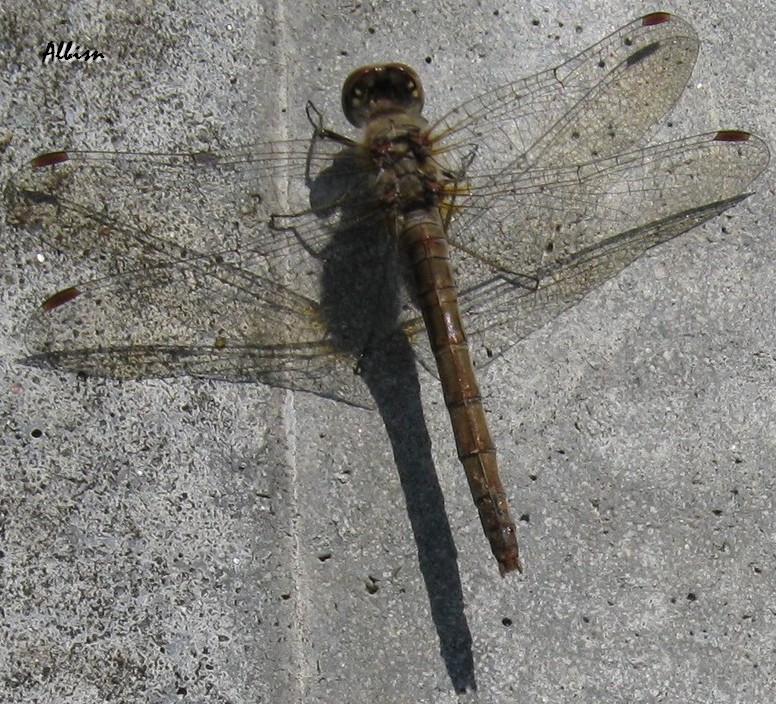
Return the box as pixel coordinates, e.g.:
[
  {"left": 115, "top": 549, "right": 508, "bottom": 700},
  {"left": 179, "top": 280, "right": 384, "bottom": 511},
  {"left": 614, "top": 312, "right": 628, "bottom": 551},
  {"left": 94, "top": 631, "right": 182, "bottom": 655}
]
[{"left": 341, "top": 63, "right": 424, "bottom": 127}]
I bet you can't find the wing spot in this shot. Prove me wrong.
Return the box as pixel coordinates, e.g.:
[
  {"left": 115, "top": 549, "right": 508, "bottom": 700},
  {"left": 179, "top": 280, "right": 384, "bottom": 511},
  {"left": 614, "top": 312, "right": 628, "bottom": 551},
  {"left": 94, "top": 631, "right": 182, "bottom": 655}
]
[{"left": 42, "top": 286, "right": 81, "bottom": 311}]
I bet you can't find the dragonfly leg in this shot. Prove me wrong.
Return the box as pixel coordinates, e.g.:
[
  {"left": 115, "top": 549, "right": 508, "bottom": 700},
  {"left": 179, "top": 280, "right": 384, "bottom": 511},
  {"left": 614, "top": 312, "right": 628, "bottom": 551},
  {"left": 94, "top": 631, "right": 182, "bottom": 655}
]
[{"left": 305, "top": 100, "right": 358, "bottom": 147}]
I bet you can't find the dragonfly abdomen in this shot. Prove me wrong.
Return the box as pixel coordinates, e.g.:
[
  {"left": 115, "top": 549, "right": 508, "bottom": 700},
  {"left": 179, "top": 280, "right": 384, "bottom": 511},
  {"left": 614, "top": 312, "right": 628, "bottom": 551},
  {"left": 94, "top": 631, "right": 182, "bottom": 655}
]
[{"left": 398, "top": 210, "right": 521, "bottom": 575}]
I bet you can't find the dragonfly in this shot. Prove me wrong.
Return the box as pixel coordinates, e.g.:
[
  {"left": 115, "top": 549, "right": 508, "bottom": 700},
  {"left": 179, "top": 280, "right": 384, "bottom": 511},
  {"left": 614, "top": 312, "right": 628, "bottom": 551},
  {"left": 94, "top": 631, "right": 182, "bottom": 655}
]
[{"left": 4, "top": 12, "right": 769, "bottom": 576}]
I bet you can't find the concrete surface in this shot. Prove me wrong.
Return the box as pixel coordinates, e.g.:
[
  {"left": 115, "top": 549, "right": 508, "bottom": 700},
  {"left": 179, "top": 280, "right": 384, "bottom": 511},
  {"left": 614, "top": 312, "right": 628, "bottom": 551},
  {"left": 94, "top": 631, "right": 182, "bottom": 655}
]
[{"left": 1, "top": 0, "right": 774, "bottom": 701}]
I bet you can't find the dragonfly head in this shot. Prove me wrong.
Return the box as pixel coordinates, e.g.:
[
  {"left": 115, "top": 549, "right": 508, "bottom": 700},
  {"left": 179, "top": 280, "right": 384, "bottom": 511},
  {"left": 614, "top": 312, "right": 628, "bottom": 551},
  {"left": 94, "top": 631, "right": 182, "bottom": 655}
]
[{"left": 342, "top": 63, "right": 424, "bottom": 128}]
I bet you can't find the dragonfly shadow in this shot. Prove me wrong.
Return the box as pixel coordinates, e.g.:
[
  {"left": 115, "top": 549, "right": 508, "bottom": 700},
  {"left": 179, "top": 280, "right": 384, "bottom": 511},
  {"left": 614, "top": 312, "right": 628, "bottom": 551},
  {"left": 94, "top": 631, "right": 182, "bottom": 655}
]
[
  {"left": 312, "top": 159, "right": 478, "bottom": 693},
  {"left": 360, "top": 338, "right": 477, "bottom": 694}
]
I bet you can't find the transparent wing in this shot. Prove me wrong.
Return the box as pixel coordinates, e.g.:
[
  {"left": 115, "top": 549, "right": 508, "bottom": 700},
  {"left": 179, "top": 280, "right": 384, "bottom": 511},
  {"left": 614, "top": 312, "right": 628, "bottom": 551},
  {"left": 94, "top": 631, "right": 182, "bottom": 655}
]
[
  {"left": 431, "top": 13, "right": 705, "bottom": 278},
  {"left": 6, "top": 135, "right": 377, "bottom": 278},
  {"left": 417, "top": 131, "right": 769, "bottom": 371},
  {"left": 429, "top": 13, "right": 699, "bottom": 176},
  {"left": 4, "top": 137, "right": 402, "bottom": 408},
  {"left": 404, "top": 12, "right": 768, "bottom": 373}
]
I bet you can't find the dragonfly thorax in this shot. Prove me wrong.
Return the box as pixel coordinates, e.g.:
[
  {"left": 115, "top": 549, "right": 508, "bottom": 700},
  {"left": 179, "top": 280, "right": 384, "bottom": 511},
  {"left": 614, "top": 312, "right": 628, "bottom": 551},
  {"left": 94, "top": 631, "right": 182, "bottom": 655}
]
[{"left": 366, "top": 124, "right": 442, "bottom": 213}]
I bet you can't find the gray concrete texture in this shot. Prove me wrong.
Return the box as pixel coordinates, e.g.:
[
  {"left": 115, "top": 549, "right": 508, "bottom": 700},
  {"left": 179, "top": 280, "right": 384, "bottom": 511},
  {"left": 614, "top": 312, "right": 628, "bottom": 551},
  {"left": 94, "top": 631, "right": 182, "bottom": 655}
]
[{"left": 1, "top": 0, "right": 774, "bottom": 701}]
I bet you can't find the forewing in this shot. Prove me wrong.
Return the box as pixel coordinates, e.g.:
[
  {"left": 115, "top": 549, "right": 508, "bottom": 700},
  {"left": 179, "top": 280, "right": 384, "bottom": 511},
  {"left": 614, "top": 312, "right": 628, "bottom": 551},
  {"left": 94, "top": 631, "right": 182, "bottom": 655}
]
[
  {"left": 433, "top": 13, "right": 703, "bottom": 276},
  {"left": 429, "top": 13, "right": 699, "bottom": 178}
]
